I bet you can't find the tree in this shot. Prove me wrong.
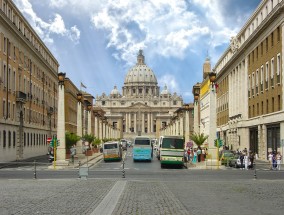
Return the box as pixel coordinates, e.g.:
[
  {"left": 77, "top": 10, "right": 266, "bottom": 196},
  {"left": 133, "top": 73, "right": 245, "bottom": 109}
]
[
  {"left": 82, "top": 134, "right": 95, "bottom": 148},
  {"left": 190, "top": 132, "right": 208, "bottom": 147},
  {"left": 65, "top": 132, "right": 80, "bottom": 150}
]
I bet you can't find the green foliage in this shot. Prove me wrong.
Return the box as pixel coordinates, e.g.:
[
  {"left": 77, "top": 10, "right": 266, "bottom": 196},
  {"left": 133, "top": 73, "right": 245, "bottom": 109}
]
[
  {"left": 190, "top": 132, "right": 208, "bottom": 147},
  {"left": 92, "top": 137, "right": 101, "bottom": 148},
  {"left": 65, "top": 132, "right": 80, "bottom": 150},
  {"left": 82, "top": 134, "right": 95, "bottom": 143}
]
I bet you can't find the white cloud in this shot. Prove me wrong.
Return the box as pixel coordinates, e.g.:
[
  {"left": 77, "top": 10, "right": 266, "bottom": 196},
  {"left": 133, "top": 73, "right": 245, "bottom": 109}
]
[
  {"left": 159, "top": 74, "right": 179, "bottom": 94},
  {"left": 14, "top": 0, "right": 81, "bottom": 46}
]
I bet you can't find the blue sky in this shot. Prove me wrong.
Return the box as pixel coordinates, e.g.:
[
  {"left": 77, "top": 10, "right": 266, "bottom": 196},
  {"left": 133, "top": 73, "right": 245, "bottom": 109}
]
[{"left": 14, "top": 0, "right": 261, "bottom": 103}]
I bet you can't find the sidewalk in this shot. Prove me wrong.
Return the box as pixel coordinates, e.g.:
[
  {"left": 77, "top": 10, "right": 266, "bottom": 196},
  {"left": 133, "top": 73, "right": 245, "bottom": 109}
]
[{"left": 48, "top": 152, "right": 103, "bottom": 169}]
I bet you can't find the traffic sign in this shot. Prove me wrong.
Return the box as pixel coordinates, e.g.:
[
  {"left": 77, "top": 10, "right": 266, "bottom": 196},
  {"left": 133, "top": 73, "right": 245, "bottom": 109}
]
[{"left": 47, "top": 137, "right": 52, "bottom": 143}]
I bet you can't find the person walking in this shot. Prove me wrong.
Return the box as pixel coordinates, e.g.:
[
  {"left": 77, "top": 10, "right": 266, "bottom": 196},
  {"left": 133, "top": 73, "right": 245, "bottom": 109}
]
[
  {"left": 249, "top": 152, "right": 255, "bottom": 169},
  {"left": 240, "top": 153, "right": 244, "bottom": 170},
  {"left": 70, "top": 144, "right": 77, "bottom": 164},
  {"left": 276, "top": 152, "right": 282, "bottom": 171},
  {"left": 268, "top": 152, "right": 273, "bottom": 170},
  {"left": 244, "top": 153, "right": 249, "bottom": 170},
  {"left": 192, "top": 149, "right": 197, "bottom": 164},
  {"left": 197, "top": 147, "right": 202, "bottom": 162},
  {"left": 187, "top": 148, "right": 191, "bottom": 163}
]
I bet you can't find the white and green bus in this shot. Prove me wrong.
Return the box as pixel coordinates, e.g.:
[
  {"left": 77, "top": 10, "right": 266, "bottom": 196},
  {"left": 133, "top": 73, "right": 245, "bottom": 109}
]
[
  {"left": 157, "top": 136, "right": 185, "bottom": 168},
  {"left": 103, "top": 141, "right": 122, "bottom": 162}
]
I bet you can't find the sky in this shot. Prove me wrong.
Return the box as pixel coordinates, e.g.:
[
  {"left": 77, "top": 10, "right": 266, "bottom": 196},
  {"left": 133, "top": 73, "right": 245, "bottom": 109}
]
[{"left": 14, "top": 0, "right": 262, "bottom": 103}]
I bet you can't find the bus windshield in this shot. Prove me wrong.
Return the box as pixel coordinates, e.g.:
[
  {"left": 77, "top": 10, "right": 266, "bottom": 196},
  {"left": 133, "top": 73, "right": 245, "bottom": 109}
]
[
  {"left": 135, "top": 139, "right": 150, "bottom": 146},
  {"left": 162, "top": 138, "right": 184, "bottom": 149},
  {"left": 104, "top": 143, "right": 118, "bottom": 149}
]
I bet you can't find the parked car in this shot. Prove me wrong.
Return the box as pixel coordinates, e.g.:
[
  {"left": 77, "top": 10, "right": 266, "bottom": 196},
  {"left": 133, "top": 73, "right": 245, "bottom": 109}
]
[
  {"left": 229, "top": 154, "right": 251, "bottom": 168},
  {"left": 220, "top": 152, "right": 235, "bottom": 166}
]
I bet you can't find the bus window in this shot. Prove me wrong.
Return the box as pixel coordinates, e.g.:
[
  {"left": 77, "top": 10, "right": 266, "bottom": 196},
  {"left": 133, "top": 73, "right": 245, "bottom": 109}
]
[
  {"left": 104, "top": 143, "right": 118, "bottom": 149},
  {"left": 135, "top": 139, "right": 150, "bottom": 145},
  {"left": 162, "top": 138, "right": 184, "bottom": 149}
]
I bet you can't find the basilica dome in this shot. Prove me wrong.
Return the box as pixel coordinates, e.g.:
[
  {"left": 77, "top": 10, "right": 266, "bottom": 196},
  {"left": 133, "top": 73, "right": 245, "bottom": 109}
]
[{"left": 124, "top": 50, "right": 157, "bottom": 85}]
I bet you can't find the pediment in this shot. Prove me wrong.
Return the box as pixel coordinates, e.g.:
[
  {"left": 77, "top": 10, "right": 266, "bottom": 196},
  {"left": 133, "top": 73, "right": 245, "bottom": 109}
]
[{"left": 128, "top": 102, "right": 149, "bottom": 108}]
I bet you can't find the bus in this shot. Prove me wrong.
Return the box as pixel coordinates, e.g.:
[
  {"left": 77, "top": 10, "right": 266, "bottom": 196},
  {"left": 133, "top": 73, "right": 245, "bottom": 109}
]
[
  {"left": 133, "top": 136, "right": 152, "bottom": 162},
  {"left": 157, "top": 136, "right": 185, "bottom": 168},
  {"left": 103, "top": 141, "right": 122, "bottom": 161}
]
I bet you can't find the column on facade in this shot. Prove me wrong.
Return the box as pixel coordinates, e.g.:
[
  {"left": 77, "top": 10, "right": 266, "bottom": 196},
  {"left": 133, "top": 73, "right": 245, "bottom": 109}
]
[
  {"left": 142, "top": 112, "right": 145, "bottom": 133},
  {"left": 134, "top": 113, "right": 137, "bottom": 133},
  {"left": 99, "top": 119, "right": 102, "bottom": 140},
  {"left": 262, "top": 124, "right": 267, "bottom": 160},
  {"left": 282, "top": 22, "right": 284, "bottom": 111},
  {"left": 184, "top": 110, "right": 190, "bottom": 143},
  {"left": 56, "top": 83, "right": 67, "bottom": 163},
  {"left": 87, "top": 110, "right": 91, "bottom": 135},
  {"left": 193, "top": 102, "right": 199, "bottom": 134},
  {"left": 180, "top": 116, "right": 184, "bottom": 137},
  {"left": 76, "top": 101, "right": 83, "bottom": 154},
  {"left": 94, "top": 116, "right": 99, "bottom": 138},
  {"left": 147, "top": 113, "right": 150, "bottom": 133},
  {"left": 150, "top": 113, "right": 153, "bottom": 133},
  {"left": 208, "top": 84, "right": 217, "bottom": 160},
  {"left": 125, "top": 113, "right": 129, "bottom": 133},
  {"left": 128, "top": 113, "right": 132, "bottom": 132}
]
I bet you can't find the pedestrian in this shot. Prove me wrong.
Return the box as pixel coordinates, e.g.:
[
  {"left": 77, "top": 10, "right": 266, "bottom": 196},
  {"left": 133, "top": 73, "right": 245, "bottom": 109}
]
[
  {"left": 70, "top": 144, "right": 76, "bottom": 164},
  {"left": 249, "top": 152, "right": 255, "bottom": 169},
  {"left": 276, "top": 152, "right": 282, "bottom": 170},
  {"left": 187, "top": 148, "right": 191, "bottom": 163},
  {"left": 240, "top": 153, "right": 244, "bottom": 169},
  {"left": 197, "top": 146, "right": 202, "bottom": 162},
  {"left": 192, "top": 149, "right": 197, "bottom": 163},
  {"left": 244, "top": 153, "right": 249, "bottom": 170},
  {"left": 272, "top": 152, "right": 278, "bottom": 170},
  {"left": 184, "top": 150, "right": 188, "bottom": 163},
  {"left": 268, "top": 152, "right": 273, "bottom": 170}
]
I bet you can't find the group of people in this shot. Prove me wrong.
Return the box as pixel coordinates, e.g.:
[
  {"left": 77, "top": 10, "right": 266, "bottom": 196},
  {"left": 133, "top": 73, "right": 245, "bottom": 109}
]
[
  {"left": 268, "top": 151, "right": 282, "bottom": 170},
  {"left": 184, "top": 147, "right": 207, "bottom": 163},
  {"left": 237, "top": 150, "right": 255, "bottom": 170}
]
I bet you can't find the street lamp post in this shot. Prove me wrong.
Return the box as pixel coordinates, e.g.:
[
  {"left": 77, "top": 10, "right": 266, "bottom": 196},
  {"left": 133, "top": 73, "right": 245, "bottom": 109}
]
[
  {"left": 55, "top": 72, "right": 68, "bottom": 166},
  {"left": 208, "top": 71, "right": 219, "bottom": 169},
  {"left": 192, "top": 83, "right": 200, "bottom": 134}
]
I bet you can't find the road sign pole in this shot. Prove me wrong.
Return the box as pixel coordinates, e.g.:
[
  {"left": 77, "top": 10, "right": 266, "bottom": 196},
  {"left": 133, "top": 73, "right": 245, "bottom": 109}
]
[{"left": 53, "top": 138, "right": 57, "bottom": 169}]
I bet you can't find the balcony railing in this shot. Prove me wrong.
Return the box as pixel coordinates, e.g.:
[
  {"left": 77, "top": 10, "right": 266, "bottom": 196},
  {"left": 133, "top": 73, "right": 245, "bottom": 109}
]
[{"left": 16, "top": 91, "right": 27, "bottom": 103}]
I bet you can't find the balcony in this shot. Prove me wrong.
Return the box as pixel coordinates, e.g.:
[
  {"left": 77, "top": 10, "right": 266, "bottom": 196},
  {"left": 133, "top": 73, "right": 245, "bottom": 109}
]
[{"left": 16, "top": 91, "right": 27, "bottom": 103}]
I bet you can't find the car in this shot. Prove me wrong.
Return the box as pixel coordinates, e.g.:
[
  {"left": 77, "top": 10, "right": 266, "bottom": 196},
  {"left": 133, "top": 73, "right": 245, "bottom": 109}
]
[
  {"left": 220, "top": 152, "right": 235, "bottom": 166},
  {"left": 229, "top": 154, "right": 251, "bottom": 168}
]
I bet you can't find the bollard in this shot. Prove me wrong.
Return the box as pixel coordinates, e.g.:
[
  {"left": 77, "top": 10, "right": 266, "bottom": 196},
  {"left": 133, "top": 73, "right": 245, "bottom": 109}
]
[
  {"left": 33, "top": 160, "right": 37, "bottom": 180},
  {"left": 122, "top": 160, "right": 125, "bottom": 178},
  {"left": 253, "top": 162, "right": 257, "bottom": 180}
]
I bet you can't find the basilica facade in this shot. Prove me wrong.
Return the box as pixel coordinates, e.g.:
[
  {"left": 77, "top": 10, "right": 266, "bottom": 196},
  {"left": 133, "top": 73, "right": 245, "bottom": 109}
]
[{"left": 94, "top": 50, "right": 183, "bottom": 139}]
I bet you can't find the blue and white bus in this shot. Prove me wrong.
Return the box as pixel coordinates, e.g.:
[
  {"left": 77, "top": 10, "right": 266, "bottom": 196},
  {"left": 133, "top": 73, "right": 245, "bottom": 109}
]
[{"left": 133, "top": 136, "right": 152, "bottom": 162}]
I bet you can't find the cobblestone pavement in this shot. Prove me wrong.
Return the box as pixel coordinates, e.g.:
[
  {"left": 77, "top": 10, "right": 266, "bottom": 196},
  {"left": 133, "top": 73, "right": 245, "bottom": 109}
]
[{"left": 1, "top": 178, "right": 284, "bottom": 215}]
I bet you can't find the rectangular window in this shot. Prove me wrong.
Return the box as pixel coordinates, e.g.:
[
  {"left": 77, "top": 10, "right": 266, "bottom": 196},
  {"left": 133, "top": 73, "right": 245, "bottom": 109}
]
[
  {"left": 271, "top": 58, "right": 274, "bottom": 87},
  {"left": 271, "top": 32, "right": 274, "bottom": 47},
  {"left": 265, "top": 62, "right": 269, "bottom": 89},
  {"left": 277, "top": 54, "right": 281, "bottom": 84},
  {"left": 266, "top": 37, "right": 268, "bottom": 52},
  {"left": 260, "top": 66, "right": 264, "bottom": 92},
  {"left": 272, "top": 97, "right": 274, "bottom": 112},
  {"left": 278, "top": 95, "right": 281, "bottom": 111},
  {"left": 261, "top": 42, "right": 263, "bottom": 55},
  {"left": 277, "top": 26, "right": 280, "bottom": 42}
]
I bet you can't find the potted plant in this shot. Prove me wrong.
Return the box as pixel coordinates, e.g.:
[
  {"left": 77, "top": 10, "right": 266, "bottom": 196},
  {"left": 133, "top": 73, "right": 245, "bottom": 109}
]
[
  {"left": 82, "top": 134, "right": 95, "bottom": 156},
  {"left": 65, "top": 132, "right": 80, "bottom": 159},
  {"left": 92, "top": 137, "right": 101, "bottom": 153},
  {"left": 190, "top": 132, "right": 208, "bottom": 162}
]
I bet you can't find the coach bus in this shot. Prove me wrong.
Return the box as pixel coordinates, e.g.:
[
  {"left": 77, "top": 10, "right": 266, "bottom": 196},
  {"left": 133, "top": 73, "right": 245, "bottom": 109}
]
[
  {"left": 157, "top": 136, "right": 185, "bottom": 168},
  {"left": 133, "top": 136, "right": 152, "bottom": 162},
  {"left": 103, "top": 141, "right": 122, "bottom": 161}
]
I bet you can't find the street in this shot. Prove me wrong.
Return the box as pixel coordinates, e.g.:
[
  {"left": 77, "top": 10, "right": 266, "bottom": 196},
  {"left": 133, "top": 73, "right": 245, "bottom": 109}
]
[{"left": 0, "top": 148, "right": 284, "bottom": 215}]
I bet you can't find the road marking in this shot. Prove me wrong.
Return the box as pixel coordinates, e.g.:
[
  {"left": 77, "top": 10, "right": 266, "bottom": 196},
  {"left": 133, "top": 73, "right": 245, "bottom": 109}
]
[{"left": 90, "top": 180, "right": 126, "bottom": 215}]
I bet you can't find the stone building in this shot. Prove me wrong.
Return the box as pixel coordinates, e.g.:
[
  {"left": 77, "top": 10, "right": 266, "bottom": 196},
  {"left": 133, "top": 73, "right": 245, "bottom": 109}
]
[
  {"left": 0, "top": 0, "right": 59, "bottom": 162},
  {"left": 95, "top": 50, "right": 183, "bottom": 139},
  {"left": 214, "top": 0, "right": 284, "bottom": 159}
]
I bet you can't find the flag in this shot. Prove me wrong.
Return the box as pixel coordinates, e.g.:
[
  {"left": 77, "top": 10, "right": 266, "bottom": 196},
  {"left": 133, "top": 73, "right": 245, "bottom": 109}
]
[{"left": 80, "top": 82, "right": 87, "bottom": 89}]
